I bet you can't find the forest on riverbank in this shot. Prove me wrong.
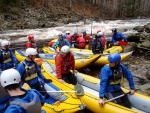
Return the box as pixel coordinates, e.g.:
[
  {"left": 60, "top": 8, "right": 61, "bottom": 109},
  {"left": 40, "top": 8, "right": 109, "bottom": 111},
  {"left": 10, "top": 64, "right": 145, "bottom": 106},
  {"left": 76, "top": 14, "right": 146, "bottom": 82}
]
[{"left": 0, "top": 0, "right": 150, "bottom": 30}]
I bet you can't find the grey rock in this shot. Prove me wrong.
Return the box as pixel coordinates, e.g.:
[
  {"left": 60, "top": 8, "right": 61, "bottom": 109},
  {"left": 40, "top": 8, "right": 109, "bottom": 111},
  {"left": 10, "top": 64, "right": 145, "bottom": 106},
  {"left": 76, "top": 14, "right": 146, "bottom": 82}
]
[
  {"left": 144, "top": 23, "right": 150, "bottom": 30},
  {"left": 141, "top": 40, "right": 150, "bottom": 48},
  {"left": 30, "top": 18, "right": 39, "bottom": 27},
  {"left": 127, "top": 35, "right": 141, "bottom": 42},
  {"left": 133, "top": 26, "right": 144, "bottom": 32}
]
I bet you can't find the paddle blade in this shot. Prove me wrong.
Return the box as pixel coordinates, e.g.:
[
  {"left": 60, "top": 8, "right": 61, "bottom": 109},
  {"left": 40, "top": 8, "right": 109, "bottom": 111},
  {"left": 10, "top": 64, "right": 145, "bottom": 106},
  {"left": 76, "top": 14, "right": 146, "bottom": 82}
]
[
  {"left": 119, "top": 41, "right": 128, "bottom": 46},
  {"left": 74, "top": 83, "right": 84, "bottom": 96}
]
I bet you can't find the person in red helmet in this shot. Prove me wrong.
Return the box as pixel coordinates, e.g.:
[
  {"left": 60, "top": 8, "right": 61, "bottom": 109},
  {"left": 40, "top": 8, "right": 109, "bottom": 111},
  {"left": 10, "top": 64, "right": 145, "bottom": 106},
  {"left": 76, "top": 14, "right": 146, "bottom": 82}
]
[{"left": 26, "top": 35, "right": 38, "bottom": 51}]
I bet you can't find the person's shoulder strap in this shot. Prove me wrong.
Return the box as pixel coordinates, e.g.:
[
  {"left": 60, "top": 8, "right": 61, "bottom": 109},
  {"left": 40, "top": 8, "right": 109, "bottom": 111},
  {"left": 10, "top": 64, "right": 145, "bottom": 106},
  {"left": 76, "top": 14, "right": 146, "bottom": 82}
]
[{"left": 120, "top": 64, "right": 125, "bottom": 78}]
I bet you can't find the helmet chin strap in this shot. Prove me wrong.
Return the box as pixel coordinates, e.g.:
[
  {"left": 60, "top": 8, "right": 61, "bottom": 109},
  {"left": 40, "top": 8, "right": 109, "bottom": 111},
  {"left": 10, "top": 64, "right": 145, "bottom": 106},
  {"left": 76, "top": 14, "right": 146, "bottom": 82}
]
[{"left": 28, "top": 55, "right": 34, "bottom": 62}]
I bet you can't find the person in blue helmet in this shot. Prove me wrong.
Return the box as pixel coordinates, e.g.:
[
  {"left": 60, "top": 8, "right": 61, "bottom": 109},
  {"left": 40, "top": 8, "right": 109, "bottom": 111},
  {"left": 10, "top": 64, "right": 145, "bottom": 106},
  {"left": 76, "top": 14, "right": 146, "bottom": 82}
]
[
  {"left": 98, "top": 53, "right": 135, "bottom": 108},
  {"left": 71, "top": 31, "right": 79, "bottom": 47},
  {"left": 0, "top": 40, "right": 18, "bottom": 71},
  {"left": 0, "top": 68, "right": 46, "bottom": 113},
  {"left": 52, "top": 33, "right": 70, "bottom": 50},
  {"left": 82, "top": 30, "right": 91, "bottom": 44},
  {"left": 106, "top": 28, "right": 128, "bottom": 48},
  {"left": 16, "top": 48, "right": 54, "bottom": 104}
]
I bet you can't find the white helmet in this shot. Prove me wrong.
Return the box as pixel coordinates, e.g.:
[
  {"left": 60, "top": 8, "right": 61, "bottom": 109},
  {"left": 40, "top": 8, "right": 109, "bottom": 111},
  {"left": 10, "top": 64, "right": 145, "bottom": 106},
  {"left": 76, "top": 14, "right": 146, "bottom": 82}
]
[
  {"left": 97, "top": 32, "right": 103, "bottom": 37},
  {"left": 66, "top": 31, "right": 70, "bottom": 34},
  {"left": 1, "top": 40, "right": 10, "bottom": 47},
  {"left": 0, "top": 68, "right": 21, "bottom": 87},
  {"left": 25, "top": 48, "right": 38, "bottom": 56},
  {"left": 61, "top": 45, "right": 70, "bottom": 53}
]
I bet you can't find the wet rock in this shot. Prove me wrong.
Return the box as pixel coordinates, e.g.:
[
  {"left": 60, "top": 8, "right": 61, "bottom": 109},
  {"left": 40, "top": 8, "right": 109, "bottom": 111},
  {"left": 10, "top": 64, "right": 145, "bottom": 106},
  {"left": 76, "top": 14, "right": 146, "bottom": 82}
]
[
  {"left": 144, "top": 23, "right": 150, "bottom": 30},
  {"left": 141, "top": 40, "right": 150, "bottom": 48},
  {"left": 127, "top": 35, "right": 141, "bottom": 42},
  {"left": 145, "top": 29, "right": 150, "bottom": 33},
  {"left": 123, "top": 43, "right": 136, "bottom": 52},
  {"left": 30, "top": 18, "right": 39, "bottom": 27},
  {"left": 133, "top": 26, "right": 144, "bottom": 32}
]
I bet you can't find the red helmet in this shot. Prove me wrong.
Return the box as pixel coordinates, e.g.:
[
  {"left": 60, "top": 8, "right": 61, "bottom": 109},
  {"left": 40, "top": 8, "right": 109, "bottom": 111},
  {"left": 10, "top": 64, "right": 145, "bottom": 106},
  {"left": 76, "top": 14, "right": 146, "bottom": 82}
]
[
  {"left": 97, "top": 30, "right": 101, "bottom": 33},
  {"left": 28, "top": 35, "right": 34, "bottom": 40}
]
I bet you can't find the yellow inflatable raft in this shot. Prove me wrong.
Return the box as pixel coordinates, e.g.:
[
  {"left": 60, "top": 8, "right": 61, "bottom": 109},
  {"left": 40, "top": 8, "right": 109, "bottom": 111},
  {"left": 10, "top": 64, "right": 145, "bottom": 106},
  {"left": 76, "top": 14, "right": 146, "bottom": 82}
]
[
  {"left": 15, "top": 50, "right": 100, "bottom": 69},
  {"left": 22, "top": 83, "right": 85, "bottom": 113},
  {"left": 41, "top": 61, "right": 150, "bottom": 113},
  {"left": 42, "top": 46, "right": 131, "bottom": 66}
]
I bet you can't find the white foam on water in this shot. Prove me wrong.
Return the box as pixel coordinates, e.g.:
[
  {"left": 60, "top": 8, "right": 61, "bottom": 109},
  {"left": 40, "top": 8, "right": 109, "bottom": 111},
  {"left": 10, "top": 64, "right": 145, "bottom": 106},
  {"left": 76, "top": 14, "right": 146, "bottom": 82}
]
[{"left": 0, "top": 18, "right": 150, "bottom": 43}]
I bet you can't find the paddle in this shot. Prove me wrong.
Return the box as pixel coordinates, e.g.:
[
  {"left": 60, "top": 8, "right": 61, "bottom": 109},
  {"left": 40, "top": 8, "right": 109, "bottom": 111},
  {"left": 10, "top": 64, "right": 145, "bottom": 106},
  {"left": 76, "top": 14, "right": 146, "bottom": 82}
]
[
  {"left": 104, "top": 91, "right": 130, "bottom": 104},
  {"left": 74, "top": 83, "right": 84, "bottom": 96}
]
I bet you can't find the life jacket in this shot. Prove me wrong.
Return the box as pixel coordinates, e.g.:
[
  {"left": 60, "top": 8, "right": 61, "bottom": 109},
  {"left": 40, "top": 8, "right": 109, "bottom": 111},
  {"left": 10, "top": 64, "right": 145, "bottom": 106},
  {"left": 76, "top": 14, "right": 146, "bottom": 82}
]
[
  {"left": 0, "top": 85, "right": 10, "bottom": 104},
  {"left": 83, "top": 34, "right": 90, "bottom": 43},
  {"left": 9, "top": 91, "right": 41, "bottom": 113},
  {"left": 21, "top": 61, "right": 38, "bottom": 82},
  {"left": 66, "top": 35, "right": 71, "bottom": 43},
  {"left": 109, "top": 65, "right": 124, "bottom": 85},
  {"left": 0, "top": 49, "right": 12, "bottom": 64},
  {"left": 26, "top": 42, "right": 37, "bottom": 49},
  {"left": 62, "top": 53, "right": 72, "bottom": 71},
  {"left": 95, "top": 41, "right": 101, "bottom": 51},
  {"left": 58, "top": 39, "right": 68, "bottom": 48},
  {"left": 100, "top": 36, "right": 106, "bottom": 46},
  {"left": 77, "top": 36, "right": 86, "bottom": 44}
]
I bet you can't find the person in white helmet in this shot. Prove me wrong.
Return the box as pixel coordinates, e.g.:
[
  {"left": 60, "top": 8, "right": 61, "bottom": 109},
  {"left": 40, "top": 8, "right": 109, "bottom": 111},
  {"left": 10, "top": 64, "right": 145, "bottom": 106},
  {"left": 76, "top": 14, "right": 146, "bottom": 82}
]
[
  {"left": 0, "top": 68, "right": 46, "bottom": 113},
  {"left": 55, "top": 45, "right": 78, "bottom": 84},
  {"left": 0, "top": 40, "right": 18, "bottom": 71},
  {"left": 16, "top": 48, "right": 52, "bottom": 102}
]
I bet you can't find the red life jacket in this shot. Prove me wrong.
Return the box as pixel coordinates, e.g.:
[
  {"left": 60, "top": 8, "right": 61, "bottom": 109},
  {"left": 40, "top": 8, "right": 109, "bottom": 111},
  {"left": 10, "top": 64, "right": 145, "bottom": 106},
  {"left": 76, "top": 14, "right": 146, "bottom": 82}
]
[
  {"left": 66, "top": 35, "right": 71, "bottom": 42},
  {"left": 55, "top": 53, "right": 75, "bottom": 78},
  {"left": 100, "top": 35, "right": 106, "bottom": 46},
  {"left": 76, "top": 36, "right": 86, "bottom": 48},
  {"left": 26, "top": 42, "right": 32, "bottom": 48}
]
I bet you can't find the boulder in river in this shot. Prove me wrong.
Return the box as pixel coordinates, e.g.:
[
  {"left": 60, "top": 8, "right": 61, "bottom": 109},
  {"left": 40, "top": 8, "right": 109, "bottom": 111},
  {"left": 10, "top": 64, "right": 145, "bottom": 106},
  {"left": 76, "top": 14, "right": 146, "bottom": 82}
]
[{"left": 133, "top": 26, "right": 144, "bottom": 32}]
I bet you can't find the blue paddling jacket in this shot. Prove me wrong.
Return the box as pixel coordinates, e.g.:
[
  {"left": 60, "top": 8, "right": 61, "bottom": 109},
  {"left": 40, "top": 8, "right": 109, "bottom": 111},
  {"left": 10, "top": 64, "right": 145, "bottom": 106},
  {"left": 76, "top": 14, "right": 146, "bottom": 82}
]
[
  {"left": 0, "top": 49, "right": 18, "bottom": 70},
  {"left": 111, "top": 32, "right": 128, "bottom": 43},
  {"left": 99, "top": 64, "right": 135, "bottom": 98},
  {"left": 4, "top": 89, "right": 45, "bottom": 113},
  {"left": 16, "top": 60, "right": 45, "bottom": 87},
  {"left": 52, "top": 39, "right": 70, "bottom": 49}
]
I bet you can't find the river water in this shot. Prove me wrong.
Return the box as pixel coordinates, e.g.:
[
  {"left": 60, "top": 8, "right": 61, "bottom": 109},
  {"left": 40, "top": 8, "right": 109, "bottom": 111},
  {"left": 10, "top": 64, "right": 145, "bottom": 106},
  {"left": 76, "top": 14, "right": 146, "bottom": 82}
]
[
  {"left": 0, "top": 18, "right": 150, "bottom": 43},
  {"left": 0, "top": 18, "right": 150, "bottom": 113}
]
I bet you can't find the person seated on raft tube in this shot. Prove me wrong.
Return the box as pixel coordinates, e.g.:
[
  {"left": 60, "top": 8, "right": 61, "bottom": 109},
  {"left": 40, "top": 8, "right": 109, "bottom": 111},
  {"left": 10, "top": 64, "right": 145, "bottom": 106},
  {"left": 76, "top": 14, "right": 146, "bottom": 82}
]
[
  {"left": 82, "top": 30, "right": 91, "bottom": 44},
  {"left": 106, "top": 28, "right": 128, "bottom": 48},
  {"left": 0, "top": 68, "right": 46, "bottom": 113},
  {"left": 0, "top": 40, "right": 18, "bottom": 71},
  {"left": 16, "top": 48, "right": 54, "bottom": 104},
  {"left": 92, "top": 31, "right": 106, "bottom": 54},
  {"left": 74, "top": 34, "right": 87, "bottom": 49},
  {"left": 55, "top": 45, "right": 78, "bottom": 85},
  {"left": 65, "top": 31, "right": 72, "bottom": 45},
  {"left": 98, "top": 53, "right": 135, "bottom": 108},
  {"left": 71, "top": 31, "right": 79, "bottom": 46},
  {"left": 52, "top": 33, "right": 70, "bottom": 50},
  {"left": 26, "top": 35, "right": 39, "bottom": 52}
]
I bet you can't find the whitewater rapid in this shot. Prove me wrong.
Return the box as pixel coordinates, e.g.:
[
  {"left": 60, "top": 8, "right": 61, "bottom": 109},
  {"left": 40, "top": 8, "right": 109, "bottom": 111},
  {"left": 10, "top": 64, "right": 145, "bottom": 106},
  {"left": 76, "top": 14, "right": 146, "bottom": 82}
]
[{"left": 0, "top": 18, "right": 150, "bottom": 43}]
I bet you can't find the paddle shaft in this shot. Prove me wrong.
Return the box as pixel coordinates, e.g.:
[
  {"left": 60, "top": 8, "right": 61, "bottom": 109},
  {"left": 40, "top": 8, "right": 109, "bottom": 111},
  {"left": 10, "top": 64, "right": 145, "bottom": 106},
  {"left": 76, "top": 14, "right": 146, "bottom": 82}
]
[
  {"left": 40, "top": 91, "right": 77, "bottom": 93},
  {"left": 104, "top": 92, "right": 130, "bottom": 103}
]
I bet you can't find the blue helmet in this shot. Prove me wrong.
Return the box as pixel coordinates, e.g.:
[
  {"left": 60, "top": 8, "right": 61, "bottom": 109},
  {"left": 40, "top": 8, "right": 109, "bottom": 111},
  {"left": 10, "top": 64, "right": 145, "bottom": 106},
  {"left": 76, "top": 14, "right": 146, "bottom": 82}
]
[
  {"left": 108, "top": 53, "right": 121, "bottom": 63},
  {"left": 82, "top": 30, "right": 86, "bottom": 35},
  {"left": 63, "top": 34, "right": 66, "bottom": 39},
  {"left": 74, "top": 31, "right": 78, "bottom": 35}
]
